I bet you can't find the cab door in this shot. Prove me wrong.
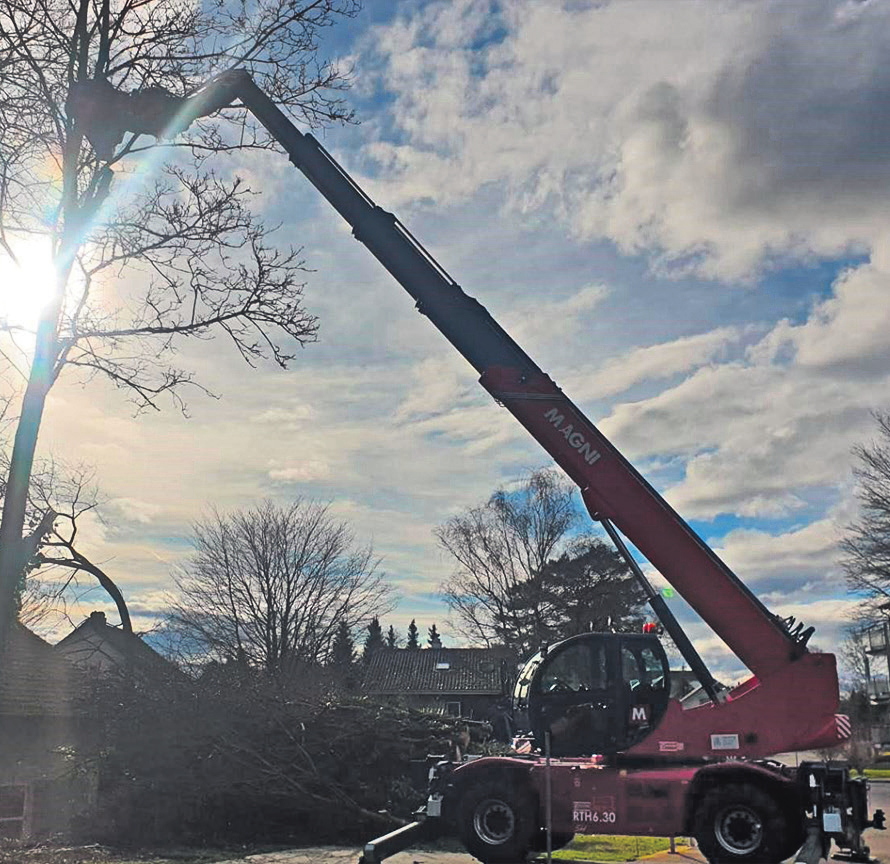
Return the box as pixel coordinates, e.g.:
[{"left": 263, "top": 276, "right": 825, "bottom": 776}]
[
  {"left": 529, "top": 634, "right": 616, "bottom": 756},
  {"left": 615, "top": 635, "right": 671, "bottom": 751}
]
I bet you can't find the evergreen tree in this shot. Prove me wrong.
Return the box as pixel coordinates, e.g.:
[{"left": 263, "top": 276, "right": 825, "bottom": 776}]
[
  {"left": 386, "top": 624, "right": 399, "bottom": 649},
  {"left": 406, "top": 619, "right": 420, "bottom": 649},
  {"left": 363, "top": 616, "right": 385, "bottom": 662},
  {"left": 331, "top": 620, "right": 355, "bottom": 668},
  {"left": 427, "top": 623, "right": 442, "bottom": 649},
  {"left": 438, "top": 469, "right": 645, "bottom": 655}
]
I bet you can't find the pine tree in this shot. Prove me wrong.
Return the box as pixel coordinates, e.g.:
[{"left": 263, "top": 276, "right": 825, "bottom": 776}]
[
  {"left": 363, "top": 616, "right": 385, "bottom": 662},
  {"left": 386, "top": 624, "right": 399, "bottom": 649},
  {"left": 427, "top": 623, "right": 442, "bottom": 649},
  {"left": 407, "top": 619, "right": 420, "bottom": 650},
  {"left": 331, "top": 620, "right": 355, "bottom": 668}
]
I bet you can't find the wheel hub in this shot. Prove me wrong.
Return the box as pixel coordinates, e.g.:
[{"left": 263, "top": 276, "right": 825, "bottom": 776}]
[
  {"left": 474, "top": 798, "right": 516, "bottom": 845},
  {"left": 715, "top": 804, "right": 763, "bottom": 855}
]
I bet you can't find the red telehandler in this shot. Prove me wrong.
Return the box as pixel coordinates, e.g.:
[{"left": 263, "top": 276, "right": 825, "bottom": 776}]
[{"left": 69, "top": 70, "right": 884, "bottom": 864}]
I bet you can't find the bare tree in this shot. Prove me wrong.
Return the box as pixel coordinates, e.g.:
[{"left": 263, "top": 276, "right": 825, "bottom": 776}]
[
  {"left": 840, "top": 627, "right": 872, "bottom": 696},
  {"left": 438, "top": 469, "right": 642, "bottom": 655},
  {"left": 168, "top": 499, "right": 393, "bottom": 677},
  {"left": 29, "top": 458, "right": 133, "bottom": 631},
  {"left": 0, "top": 0, "right": 359, "bottom": 648},
  {"left": 843, "top": 412, "right": 890, "bottom": 618},
  {"left": 0, "top": 445, "right": 133, "bottom": 631}
]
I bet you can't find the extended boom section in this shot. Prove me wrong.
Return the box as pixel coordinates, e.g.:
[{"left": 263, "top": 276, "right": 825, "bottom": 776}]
[
  {"left": 226, "top": 72, "right": 802, "bottom": 680},
  {"left": 95, "top": 69, "right": 841, "bottom": 754}
]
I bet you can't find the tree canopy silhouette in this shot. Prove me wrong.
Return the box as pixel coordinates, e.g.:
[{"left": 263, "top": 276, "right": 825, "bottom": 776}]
[
  {"left": 0, "top": 0, "right": 360, "bottom": 647},
  {"left": 438, "top": 469, "right": 644, "bottom": 655}
]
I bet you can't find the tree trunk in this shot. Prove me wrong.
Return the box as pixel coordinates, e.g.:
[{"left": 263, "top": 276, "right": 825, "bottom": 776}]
[{"left": 0, "top": 260, "right": 68, "bottom": 650}]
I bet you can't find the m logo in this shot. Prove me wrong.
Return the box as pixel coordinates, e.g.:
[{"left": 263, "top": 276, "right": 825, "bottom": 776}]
[{"left": 629, "top": 705, "right": 650, "bottom": 725}]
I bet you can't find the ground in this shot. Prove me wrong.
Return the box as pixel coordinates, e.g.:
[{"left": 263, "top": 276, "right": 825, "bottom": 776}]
[
  {"left": 0, "top": 838, "right": 683, "bottom": 864},
  {"left": 6, "top": 782, "right": 890, "bottom": 864},
  {"left": 0, "top": 846, "right": 248, "bottom": 864}
]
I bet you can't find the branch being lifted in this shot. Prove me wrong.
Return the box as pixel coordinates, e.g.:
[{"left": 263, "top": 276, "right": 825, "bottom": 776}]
[{"left": 67, "top": 73, "right": 244, "bottom": 160}]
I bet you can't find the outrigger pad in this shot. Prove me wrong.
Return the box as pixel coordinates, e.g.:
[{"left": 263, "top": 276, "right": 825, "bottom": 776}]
[
  {"left": 359, "top": 819, "right": 440, "bottom": 864},
  {"left": 794, "top": 825, "right": 825, "bottom": 864}
]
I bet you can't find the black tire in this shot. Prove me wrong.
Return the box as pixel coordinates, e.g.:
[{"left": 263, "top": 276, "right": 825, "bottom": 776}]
[
  {"left": 694, "top": 783, "right": 790, "bottom": 864},
  {"left": 458, "top": 776, "right": 538, "bottom": 863}
]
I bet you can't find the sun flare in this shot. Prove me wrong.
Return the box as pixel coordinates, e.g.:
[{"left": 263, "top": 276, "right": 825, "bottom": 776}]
[{"left": 0, "top": 237, "right": 56, "bottom": 333}]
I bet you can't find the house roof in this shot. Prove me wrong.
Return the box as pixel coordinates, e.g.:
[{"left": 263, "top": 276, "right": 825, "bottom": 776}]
[
  {"left": 55, "top": 611, "right": 176, "bottom": 676},
  {"left": 0, "top": 624, "right": 80, "bottom": 717},
  {"left": 363, "top": 647, "right": 514, "bottom": 696}
]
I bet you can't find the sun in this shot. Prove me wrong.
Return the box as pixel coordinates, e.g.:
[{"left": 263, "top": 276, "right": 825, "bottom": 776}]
[{"left": 0, "top": 237, "right": 57, "bottom": 333}]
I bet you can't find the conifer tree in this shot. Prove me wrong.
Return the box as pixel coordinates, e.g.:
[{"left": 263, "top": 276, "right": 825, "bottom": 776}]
[
  {"left": 331, "top": 620, "right": 355, "bottom": 668},
  {"left": 363, "top": 616, "right": 385, "bottom": 662},
  {"left": 406, "top": 619, "right": 420, "bottom": 650},
  {"left": 386, "top": 624, "right": 399, "bottom": 649},
  {"left": 427, "top": 623, "right": 442, "bottom": 649}
]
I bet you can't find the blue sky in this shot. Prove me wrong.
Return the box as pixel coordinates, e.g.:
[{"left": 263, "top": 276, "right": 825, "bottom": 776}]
[{"left": 20, "top": 0, "right": 890, "bottom": 683}]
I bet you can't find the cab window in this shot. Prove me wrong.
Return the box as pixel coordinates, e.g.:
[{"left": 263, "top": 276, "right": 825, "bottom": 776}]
[
  {"left": 540, "top": 643, "right": 593, "bottom": 693},
  {"left": 622, "top": 646, "right": 640, "bottom": 690},
  {"left": 514, "top": 653, "right": 542, "bottom": 705},
  {"left": 640, "top": 646, "right": 667, "bottom": 689}
]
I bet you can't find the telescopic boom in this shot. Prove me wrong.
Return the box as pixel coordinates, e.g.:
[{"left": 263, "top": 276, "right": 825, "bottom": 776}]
[
  {"left": 70, "top": 69, "right": 810, "bottom": 681},
  {"left": 207, "top": 71, "right": 805, "bottom": 679}
]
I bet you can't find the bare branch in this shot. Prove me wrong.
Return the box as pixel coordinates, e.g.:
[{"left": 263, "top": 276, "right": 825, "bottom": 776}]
[
  {"left": 168, "top": 499, "right": 395, "bottom": 675},
  {"left": 0, "top": 0, "right": 357, "bottom": 641},
  {"left": 438, "top": 469, "right": 644, "bottom": 655}
]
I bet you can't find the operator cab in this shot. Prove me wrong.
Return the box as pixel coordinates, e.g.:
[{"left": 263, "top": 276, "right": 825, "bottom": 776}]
[{"left": 513, "top": 633, "right": 671, "bottom": 757}]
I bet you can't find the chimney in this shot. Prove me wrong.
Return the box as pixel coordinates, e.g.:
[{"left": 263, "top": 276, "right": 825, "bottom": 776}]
[{"left": 89, "top": 611, "right": 107, "bottom": 626}]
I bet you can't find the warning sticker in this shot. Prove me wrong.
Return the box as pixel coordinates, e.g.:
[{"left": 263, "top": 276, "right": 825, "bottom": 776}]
[{"left": 710, "top": 733, "right": 740, "bottom": 750}]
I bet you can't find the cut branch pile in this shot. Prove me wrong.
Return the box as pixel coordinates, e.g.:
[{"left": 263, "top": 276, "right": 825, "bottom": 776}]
[{"left": 76, "top": 670, "right": 485, "bottom": 845}]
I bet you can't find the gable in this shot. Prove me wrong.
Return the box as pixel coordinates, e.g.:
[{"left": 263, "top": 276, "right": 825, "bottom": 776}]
[
  {"left": 0, "top": 625, "right": 80, "bottom": 717},
  {"left": 55, "top": 611, "right": 176, "bottom": 677}
]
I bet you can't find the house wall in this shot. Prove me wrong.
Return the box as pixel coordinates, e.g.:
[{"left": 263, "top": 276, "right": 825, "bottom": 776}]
[
  {"left": 0, "top": 716, "right": 96, "bottom": 838},
  {"left": 393, "top": 693, "right": 503, "bottom": 721}
]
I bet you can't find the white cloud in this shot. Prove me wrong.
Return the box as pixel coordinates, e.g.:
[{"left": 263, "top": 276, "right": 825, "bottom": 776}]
[
  {"left": 268, "top": 460, "right": 332, "bottom": 482},
  {"left": 252, "top": 402, "right": 318, "bottom": 426},
  {"left": 111, "top": 497, "right": 162, "bottom": 524},
  {"left": 596, "top": 259, "right": 890, "bottom": 519},
  {"left": 503, "top": 283, "right": 610, "bottom": 353},
  {"left": 712, "top": 518, "right": 841, "bottom": 588},
  {"left": 362, "top": 0, "right": 890, "bottom": 280},
  {"left": 780, "top": 262, "right": 890, "bottom": 377},
  {"left": 570, "top": 326, "right": 745, "bottom": 400},
  {"left": 395, "top": 354, "right": 479, "bottom": 422}
]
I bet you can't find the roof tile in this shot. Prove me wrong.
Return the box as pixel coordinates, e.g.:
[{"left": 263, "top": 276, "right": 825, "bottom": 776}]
[{"left": 363, "top": 648, "right": 514, "bottom": 695}]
